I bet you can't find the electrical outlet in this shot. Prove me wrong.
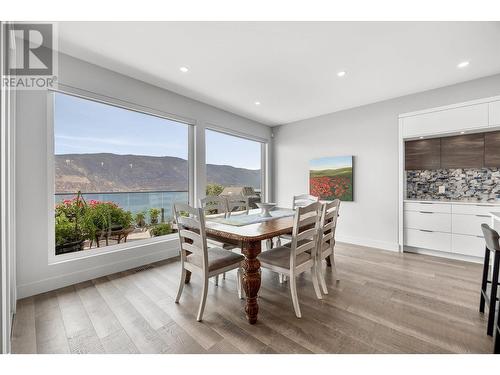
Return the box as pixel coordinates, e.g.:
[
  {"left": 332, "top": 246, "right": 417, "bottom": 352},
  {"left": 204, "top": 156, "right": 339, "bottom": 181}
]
[{"left": 438, "top": 186, "right": 446, "bottom": 194}]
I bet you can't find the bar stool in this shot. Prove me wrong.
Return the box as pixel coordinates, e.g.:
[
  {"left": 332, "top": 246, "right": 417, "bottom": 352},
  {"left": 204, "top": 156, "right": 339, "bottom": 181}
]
[{"left": 479, "top": 224, "right": 500, "bottom": 337}]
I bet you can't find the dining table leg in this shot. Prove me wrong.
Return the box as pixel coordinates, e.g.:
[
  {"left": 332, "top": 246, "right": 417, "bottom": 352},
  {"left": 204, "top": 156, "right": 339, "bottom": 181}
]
[{"left": 242, "top": 239, "right": 262, "bottom": 324}]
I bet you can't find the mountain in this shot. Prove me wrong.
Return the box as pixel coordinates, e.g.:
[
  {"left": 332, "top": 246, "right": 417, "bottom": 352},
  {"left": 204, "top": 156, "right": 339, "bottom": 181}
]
[{"left": 55, "top": 153, "right": 260, "bottom": 193}]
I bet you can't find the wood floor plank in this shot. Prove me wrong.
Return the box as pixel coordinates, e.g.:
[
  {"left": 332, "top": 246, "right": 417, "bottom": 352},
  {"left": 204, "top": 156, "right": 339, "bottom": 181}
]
[
  {"left": 13, "top": 243, "right": 492, "bottom": 354},
  {"left": 56, "top": 285, "right": 105, "bottom": 354},
  {"left": 11, "top": 297, "right": 37, "bottom": 354},
  {"left": 92, "top": 277, "right": 171, "bottom": 353},
  {"left": 33, "top": 291, "right": 70, "bottom": 354}
]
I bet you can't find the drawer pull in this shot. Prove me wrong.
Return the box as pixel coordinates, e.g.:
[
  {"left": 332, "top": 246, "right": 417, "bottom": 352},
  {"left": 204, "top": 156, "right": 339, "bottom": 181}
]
[
  {"left": 476, "top": 204, "right": 494, "bottom": 207},
  {"left": 476, "top": 215, "right": 491, "bottom": 218},
  {"left": 420, "top": 202, "right": 434, "bottom": 205},
  {"left": 477, "top": 235, "right": 485, "bottom": 239},
  {"left": 419, "top": 229, "right": 434, "bottom": 233},
  {"left": 419, "top": 211, "right": 434, "bottom": 214}
]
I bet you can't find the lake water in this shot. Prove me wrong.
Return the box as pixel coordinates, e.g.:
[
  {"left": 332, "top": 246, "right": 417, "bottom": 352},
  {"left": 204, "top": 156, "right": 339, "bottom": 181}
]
[{"left": 55, "top": 191, "right": 189, "bottom": 220}]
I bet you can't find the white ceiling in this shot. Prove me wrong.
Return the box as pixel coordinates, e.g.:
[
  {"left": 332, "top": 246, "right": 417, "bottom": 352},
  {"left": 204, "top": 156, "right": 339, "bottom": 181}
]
[{"left": 57, "top": 22, "right": 500, "bottom": 126}]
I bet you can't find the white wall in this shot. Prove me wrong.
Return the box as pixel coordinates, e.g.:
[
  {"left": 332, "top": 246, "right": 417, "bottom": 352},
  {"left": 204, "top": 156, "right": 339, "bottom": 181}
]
[
  {"left": 274, "top": 74, "right": 500, "bottom": 251},
  {"left": 16, "top": 53, "right": 271, "bottom": 299}
]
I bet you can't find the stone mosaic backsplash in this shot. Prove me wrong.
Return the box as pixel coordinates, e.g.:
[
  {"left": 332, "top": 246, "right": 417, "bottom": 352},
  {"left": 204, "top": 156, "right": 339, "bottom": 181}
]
[{"left": 406, "top": 168, "right": 500, "bottom": 201}]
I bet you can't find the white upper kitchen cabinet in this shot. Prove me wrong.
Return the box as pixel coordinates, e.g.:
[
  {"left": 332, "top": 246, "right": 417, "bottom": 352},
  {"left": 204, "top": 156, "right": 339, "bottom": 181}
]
[
  {"left": 489, "top": 101, "right": 500, "bottom": 127},
  {"left": 401, "top": 103, "right": 489, "bottom": 138}
]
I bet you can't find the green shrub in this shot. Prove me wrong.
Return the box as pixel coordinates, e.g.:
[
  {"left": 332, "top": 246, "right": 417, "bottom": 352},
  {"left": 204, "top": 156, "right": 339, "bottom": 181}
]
[
  {"left": 206, "top": 183, "right": 224, "bottom": 196},
  {"left": 55, "top": 213, "right": 84, "bottom": 246},
  {"left": 135, "top": 211, "right": 146, "bottom": 227},
  {"left": 82, "top": 201, "right": 133, "bottom": 239},
  {"left": 149, "top": 222, "right": 173, "bottom": 237},
  {"left": 149, "top": 207, "right": 160, "bottom": 224}
]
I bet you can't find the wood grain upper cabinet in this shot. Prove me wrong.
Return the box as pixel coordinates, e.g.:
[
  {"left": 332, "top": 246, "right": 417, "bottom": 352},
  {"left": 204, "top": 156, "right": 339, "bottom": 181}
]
[
  {"left": 405, "top": 139, "right": 441, "bottom": 170},
  {"left": 485, "top": 131, "right": 500, "bottom": 167},
  {"left": 441, "top": 133, "right": 484, "bottom": 169}
]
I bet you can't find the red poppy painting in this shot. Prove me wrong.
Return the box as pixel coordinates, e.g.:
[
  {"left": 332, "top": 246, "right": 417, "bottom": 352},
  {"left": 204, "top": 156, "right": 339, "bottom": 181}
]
[{"left": 309, "top": 156, "right": 353, "bottom": 201}]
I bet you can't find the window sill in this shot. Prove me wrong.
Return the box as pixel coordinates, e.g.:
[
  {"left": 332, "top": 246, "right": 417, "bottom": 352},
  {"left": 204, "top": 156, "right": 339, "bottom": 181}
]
[{"left": 48, "top": 233, "right": 179, "bottom": 265}]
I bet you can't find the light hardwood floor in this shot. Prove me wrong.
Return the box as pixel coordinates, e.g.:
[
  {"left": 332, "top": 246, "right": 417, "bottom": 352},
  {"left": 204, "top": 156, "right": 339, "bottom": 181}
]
[{"left": 11, "top": 243, "right": 494, "bottom": 354}]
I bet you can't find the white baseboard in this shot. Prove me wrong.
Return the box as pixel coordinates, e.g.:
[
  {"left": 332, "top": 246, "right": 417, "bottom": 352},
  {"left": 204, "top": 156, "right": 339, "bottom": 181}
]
[
  {"left": 16, "top": 247, "right": 179, "bottom": 299},
  {"left": 336, "top": 235, "right": 399, "bottom": 252},
  {"left": 403, "top": 247, "right": 483, "bottom": 264}
]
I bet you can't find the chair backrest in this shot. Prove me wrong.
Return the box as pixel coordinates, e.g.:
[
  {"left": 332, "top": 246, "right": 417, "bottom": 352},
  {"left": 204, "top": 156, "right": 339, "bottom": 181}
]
[
  {"left": 173, "top": 202, "right": 208, "bottom": 271},
  {"left": 292, "top": 194, "right": 319, "bottom": 209},
  {"left": 225, "top": 194, "right": 249, "bottom": 217},
  {"left": 199, "top": 195, "right": 228, "bottom": 217},
  {"left": 289, "top": 202, "right": 322, "bottom": 268},
  {"left": 481, "top": 224, "right": 500, "bottom": 252},
  {"left": 319, "top": 199, "right": 340, "bottom": 253}
]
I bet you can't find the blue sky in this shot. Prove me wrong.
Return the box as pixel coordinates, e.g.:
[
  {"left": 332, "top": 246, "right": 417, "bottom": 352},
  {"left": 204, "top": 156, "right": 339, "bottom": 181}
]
[
  {"left": 309, "top": 156, "right": 352, "bottom": 171},
  {"left": 55, "top": 93, "right": 261, "bottom": 170}
]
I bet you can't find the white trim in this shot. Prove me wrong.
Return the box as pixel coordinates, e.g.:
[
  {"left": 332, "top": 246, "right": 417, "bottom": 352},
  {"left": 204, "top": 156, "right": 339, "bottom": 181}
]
[
  {"left": 54, "top": 84, "right": 198, "bottom": 127},
  {"left": 398, "top": 118, "right": 404, "bottom": 252},
  {"left": 205, "top": 122, "right": 269, "bottom": 144},
  {"left": 336, "top": 236, "right": 399, "bottom": 252},
  {"left": 17, "top": 241, "right": 180, "bottom": 299},
  {"left": 399, "top": 94, "right": 500, "bottom": 118},
  {"left": 403, "top": 247, "right": 483, "bottom": 264},
  {"left": 47, "top": 90, "right": 194, "bottom": 264}
]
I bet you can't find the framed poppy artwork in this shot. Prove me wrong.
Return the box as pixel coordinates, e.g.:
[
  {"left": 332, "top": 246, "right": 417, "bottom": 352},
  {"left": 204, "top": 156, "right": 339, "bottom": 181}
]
[{"left": 309, "top": 156, "right": 353, "bottom": 201}]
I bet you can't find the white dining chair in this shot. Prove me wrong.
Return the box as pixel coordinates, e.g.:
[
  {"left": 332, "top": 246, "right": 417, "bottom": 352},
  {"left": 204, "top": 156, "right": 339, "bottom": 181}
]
[
  {"left": 258, "top": 202, "right": 323, "bottom": 318},
  {"left": 277, "top": 194, "right": 319, "bottom": 244},
  {"left": 173, "top": 202, "right": 245, "bottom": 322},
  {"left": 199, "top": 195, "right": 239, "bottom": 285},
  {"left": 275, "top": 194, "right": 320, "bottom": 282},
  {"left": 315, "top": 199, "right": 340, "bottom": 294}
]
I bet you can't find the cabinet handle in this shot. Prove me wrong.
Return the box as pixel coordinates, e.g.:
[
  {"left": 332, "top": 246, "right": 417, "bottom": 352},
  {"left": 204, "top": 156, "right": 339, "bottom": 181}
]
[
  {"left": 477, "top": 235, "right": 485, "bottom": 239},
  {"left": 419, "top": 211, "right": 434, "bottom": 214},
  {"left": 420, "top": 202, "right": 434, "bottom": 205},
  {"left": 420, "top": 229, "right": 434, "bottom": 233},
  {"left": 476, "top": 204, "right": 494, "bottom": 207},
  {"left": 476, "top": 215, "right": 490, "bottom": 218}
]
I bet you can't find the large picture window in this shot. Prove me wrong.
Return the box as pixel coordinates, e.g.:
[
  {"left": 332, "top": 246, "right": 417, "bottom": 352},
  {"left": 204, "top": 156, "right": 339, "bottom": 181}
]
[
  {"left": 53, "top": 92, "right": 190, "bottom": 255},
  {"left": 205, "top": 128, "right": 263, "bottom": 205}
]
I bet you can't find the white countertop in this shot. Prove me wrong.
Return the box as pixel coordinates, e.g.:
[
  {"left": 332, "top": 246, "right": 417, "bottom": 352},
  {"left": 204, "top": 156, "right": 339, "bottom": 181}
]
[{"left": 404, "top": 199, "right": 500, "bottom": 206}]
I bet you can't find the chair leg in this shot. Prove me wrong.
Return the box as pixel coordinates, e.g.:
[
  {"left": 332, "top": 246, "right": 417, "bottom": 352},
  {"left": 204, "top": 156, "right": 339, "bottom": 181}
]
[
  {"left": 289, "top": 275, "right": 302, "bottom": 318},
  {"left": 495, "top": 328, "right": 500, "bottom": 354},
  {"left": 175, "top": 267, "right": 186, "bottom": 303},
  {"left": 480, "top": 246, "right": 490, "bottom": 313},
  {"left": 317, "top": 260, "right": 328, "bottom": 295},
  {"left": 237, "top": 268, "right": 244, "bottom": 299},
  {"left": 311, "top": 264, "right": 323, "bottom": 300},
  {"left": 275, "top": 237, "right": 282, "bottom": 247},
  {"left": 487, "top": 252, "right": 500, "bottom": 336},
  {"left": 197, "top": 276, "right": 209, "bottom": 322},
  {"left": 330, "top": 254, "right": 340, "bottom": 282}
]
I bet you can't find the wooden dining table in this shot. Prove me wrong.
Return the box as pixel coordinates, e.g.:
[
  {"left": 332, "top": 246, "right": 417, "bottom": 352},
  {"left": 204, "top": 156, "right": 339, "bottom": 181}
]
[{"left": 183, "top": 208, "right": 296, "bottom": 324}]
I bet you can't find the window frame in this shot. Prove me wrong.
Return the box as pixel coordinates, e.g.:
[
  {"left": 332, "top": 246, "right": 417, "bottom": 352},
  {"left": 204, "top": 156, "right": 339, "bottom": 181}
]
[
  {"left": 47, "top": 87, "right": 196, "bottom": 264},
  {"left": 204, "top": 124, "right": 269, "bottom": 202}
]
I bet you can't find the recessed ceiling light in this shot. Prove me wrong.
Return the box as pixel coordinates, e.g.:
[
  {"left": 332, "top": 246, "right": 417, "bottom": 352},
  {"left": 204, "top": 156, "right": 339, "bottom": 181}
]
[
  {"left": 337, "top": 71, "right": 346, "bottom": 77},
  {"left": 460, "top": 131, "right": 466, "bottom": 134},
  {"left": 457, "top": 61, "right": 470, "bottom": 69},
  {"left": 419, "top": 136, "right": 424, "bottom": 139},
  {"left": 179, "top": 66, "right": 189, "bottom": 73},
  {"left": 254, "top": 101, "right": 261, "bottom": 106}
]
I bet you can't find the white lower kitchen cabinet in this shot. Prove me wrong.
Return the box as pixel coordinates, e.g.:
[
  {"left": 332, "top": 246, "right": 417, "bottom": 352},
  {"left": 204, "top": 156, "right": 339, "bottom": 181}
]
[
  {"left": 403, "top": 200, "right": 500, "bottom": 261},
  {"left": 451, "top": 234, "right": 485, "bottom": 258},
  {"left": 404, "top": 228, "right": 451, "bottom": 252}
]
